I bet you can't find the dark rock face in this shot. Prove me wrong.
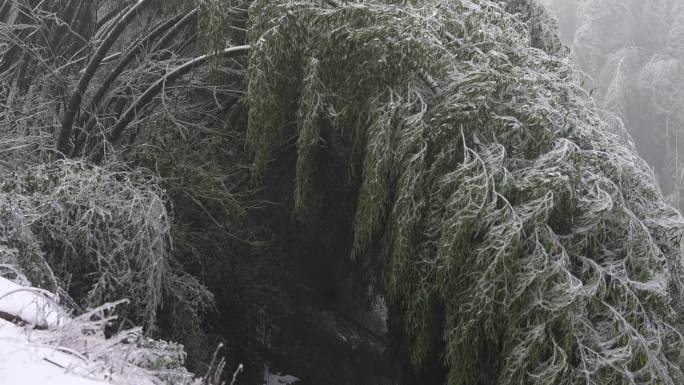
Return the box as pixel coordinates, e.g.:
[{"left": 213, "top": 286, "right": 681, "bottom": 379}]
[
  {"left": 205, "top": 141, "right": 439, "bottom": 385},
  {"left": 247, "top": 145, "right": 394, "bottom": 384}
]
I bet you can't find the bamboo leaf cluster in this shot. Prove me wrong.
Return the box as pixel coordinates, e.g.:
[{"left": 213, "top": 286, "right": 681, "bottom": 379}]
[
  {"left": 247, "top": 1, "right": 684, "bottom": 384},
  {"left": 0, "top": 159, "right": 213, "bottom": 331}
]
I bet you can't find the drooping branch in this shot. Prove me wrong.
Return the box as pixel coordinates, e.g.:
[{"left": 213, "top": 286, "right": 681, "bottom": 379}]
[
  {"left": 72, "top": 9, "right": 198, "bottom": 157},
  {"left": 89, "top": 45, "right": 250, "bottom": 164},
  {"left": 49, "top": 0, "right": 89, "bottom": 57},
  {"left": 94, "top": 1, "right": 129, "bottom": 33},
  {"left": 0, "top": 0, "right": 40, "bottom": 76},
  {"left": 0, "top": 0, "right": 12, "bottom": 22},
  {"left": 151, "top": 7, "right": 198, "bottom": 55},
  {"left": 57, "top": 0, "right": 153, "bottom": 156}
]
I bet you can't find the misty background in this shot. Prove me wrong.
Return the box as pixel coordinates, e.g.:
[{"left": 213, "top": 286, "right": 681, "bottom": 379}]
[{"left": 542, "top": 0, "right": 684, "bottom": 209}]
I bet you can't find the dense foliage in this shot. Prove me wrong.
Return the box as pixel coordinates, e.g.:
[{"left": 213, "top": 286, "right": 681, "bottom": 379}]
[
  {"left": 2, "top": 0, "right": 684, "bottom": 383},
  {"left": 0, "top": 160, "right": 214, "bottom": 330},
  {"left": 247, "top": 0, "right": 684, "bottom": 384},
  {"left": 0, "top": 0, "right": 250, "bottom": 378}
]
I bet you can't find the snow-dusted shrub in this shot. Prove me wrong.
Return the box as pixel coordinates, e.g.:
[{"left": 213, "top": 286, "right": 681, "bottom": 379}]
[
  {"left": 247, "top": 0, "right": 684, "bottom": 384},
  {"left": 0, "top": 159, "right": 213, "bottom": 330},
  {"left": 49, "top": 302, "right": 203, "bottom": 385},
  {"left": 0, "top": 279, "right": 216, "bottom": 385}
]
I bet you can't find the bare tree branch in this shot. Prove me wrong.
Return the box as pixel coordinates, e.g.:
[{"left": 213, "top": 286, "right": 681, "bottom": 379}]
[
  {"left": 57, "top": 0, "right": 152, "bottom": 156},
  {"left": 89, "top": 44, "right": 250, "bottom": 164},
  {"left": 72, "top": 9, "right": 197, "bottom": 156}
]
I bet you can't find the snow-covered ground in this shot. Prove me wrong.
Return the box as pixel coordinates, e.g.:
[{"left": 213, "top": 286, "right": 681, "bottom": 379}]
[
  {"left": 0, "top": 275, "right": 300, "bottom": 385},
  {"left": 263, "top": 365, "right": 299, "bottom": 385},
  {"left": 0, "top": 317, "right": 109, "bottom": 385},
  {"left": 0, "top": 276, "right": 65, "bottom": 328},
  {"left": 0, "top": 276, "right": 111, "bottom": 384},
  {"left": 0, "top": 276, "right": 177, "bottom": 385}
]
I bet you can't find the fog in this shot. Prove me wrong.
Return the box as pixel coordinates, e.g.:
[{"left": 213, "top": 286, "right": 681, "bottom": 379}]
[{"left": 542, "top": 0, "right": 684, "bottom": 210}]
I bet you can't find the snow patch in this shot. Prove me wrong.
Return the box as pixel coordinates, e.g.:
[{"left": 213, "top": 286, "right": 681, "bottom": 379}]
[
  {"left": 0, "top": 316, "right": 109, "bottom": 385},
  {"left": 263, "top": 365, "right": 299, "bottom": 385},
  {"left": 0, "top": 277, "right": 66, "bottom": 328}
]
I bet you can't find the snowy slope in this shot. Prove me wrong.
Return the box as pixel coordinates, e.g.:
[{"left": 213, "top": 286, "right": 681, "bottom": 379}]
[
  {"left": 0, "top": 277, "right": 65, "bottom": 328},
  {"left": 0, "top": 276, "right": 175, "bottom": 385},
  {"left": 0, "top": 276, "right": 111, "bottom": 384},
  {"left": 0, "top": 318, "right": 109, "bottom": 385}
]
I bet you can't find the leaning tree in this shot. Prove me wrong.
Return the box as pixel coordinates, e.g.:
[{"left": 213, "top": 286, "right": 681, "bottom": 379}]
[{"left": 246, "top": 0, "right": 684, "bottom": 384}]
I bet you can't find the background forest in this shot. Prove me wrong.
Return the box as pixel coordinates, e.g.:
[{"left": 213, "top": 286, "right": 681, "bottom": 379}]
[
  {"left": 542, "top": 0, "right": 684, "bottom": 208},
  {"left": 1, "top": 1, "right": 684, "bottom": 385}
]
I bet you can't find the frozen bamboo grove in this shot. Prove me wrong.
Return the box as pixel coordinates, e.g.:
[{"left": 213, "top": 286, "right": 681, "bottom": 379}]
[
  {"left": 0, "top": 159, "right": 213, "bottom": 331},
  {"left": 247, "top": 0, "right": 684, "bottom": 384},
  {"left": 541, "top": 0, "right": 684, "bottom": 210}
]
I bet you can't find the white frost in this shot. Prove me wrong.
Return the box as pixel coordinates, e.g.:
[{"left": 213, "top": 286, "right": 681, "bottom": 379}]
[
  {"left": 0, "top": 277, "right": 66, "bottom": 328},
  {"left": 0, "top": 318, "right": 109, "bottom": 385},
  {"left": 263, "top": 365, "right": 300, "bottom": 385}
]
